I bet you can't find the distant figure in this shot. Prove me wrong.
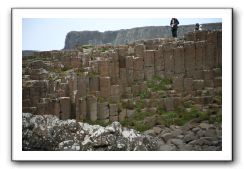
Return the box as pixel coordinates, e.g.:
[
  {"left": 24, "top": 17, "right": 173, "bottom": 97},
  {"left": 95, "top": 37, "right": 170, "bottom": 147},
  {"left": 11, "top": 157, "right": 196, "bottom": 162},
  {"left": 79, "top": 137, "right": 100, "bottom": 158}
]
[
  {"left": 194, "top": 23, "right": 200, "bottom": 31},
  {"left": 170, "top": 18, "right": 179, "bottom": 38}
]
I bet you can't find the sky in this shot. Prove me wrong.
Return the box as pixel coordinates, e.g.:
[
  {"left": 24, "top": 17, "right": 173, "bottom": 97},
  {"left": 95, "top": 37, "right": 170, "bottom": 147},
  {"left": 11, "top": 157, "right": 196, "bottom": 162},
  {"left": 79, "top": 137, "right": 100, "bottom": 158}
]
[{"left": 22, "top": 18, "right": 222, "bottom": 51}]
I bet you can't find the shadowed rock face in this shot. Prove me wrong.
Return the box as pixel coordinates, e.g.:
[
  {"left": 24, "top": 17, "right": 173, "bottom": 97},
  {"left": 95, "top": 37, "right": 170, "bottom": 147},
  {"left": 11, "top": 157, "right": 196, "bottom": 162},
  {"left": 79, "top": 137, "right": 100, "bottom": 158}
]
[
  {"left": 64, "top": 23, "right": 222, "bottom": 49},
  {"left": 22, "top": 113, "right": 159, "bottom": 151}
]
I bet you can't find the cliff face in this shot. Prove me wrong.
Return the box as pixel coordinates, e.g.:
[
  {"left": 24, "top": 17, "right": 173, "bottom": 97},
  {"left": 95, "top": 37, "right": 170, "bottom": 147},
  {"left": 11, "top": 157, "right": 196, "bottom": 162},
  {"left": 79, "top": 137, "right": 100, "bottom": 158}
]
[
  {"left": 22, "top": 50, "right": 38, "bottom": 57},
  {"left": 64, "top": 22, "right": 222, "bottom": 49}
]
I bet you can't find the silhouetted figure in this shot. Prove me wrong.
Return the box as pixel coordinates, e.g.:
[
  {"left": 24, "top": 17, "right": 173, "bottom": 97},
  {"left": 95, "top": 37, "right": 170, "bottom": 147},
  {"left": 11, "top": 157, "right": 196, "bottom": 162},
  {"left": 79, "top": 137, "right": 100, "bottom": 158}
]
[
  {"left": 194, "top": 23, "right": 200, "bottom": 31},
  {"left": 170, "top": 18, "right": 179, "bottom": 38}
]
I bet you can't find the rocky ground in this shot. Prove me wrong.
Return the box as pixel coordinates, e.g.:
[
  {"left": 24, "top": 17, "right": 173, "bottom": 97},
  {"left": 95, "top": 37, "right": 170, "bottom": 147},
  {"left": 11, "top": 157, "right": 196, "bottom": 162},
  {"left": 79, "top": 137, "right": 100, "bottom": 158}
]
[
  {"left": 22, "top": 113, "right": 159, "bottom": 151},
  {"left": 143, "top": 119, "right": 222, "bottom": 151},
  {"left": 22, "top": 113, "right": 221, "bottom": 151}
]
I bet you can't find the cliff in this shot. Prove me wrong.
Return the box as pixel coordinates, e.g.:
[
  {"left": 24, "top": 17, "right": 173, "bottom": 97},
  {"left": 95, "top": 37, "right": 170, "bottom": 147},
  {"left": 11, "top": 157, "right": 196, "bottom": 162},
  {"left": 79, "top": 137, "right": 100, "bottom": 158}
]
[{"left": 64, "top": 22, "right": 222, "bottom": 49}]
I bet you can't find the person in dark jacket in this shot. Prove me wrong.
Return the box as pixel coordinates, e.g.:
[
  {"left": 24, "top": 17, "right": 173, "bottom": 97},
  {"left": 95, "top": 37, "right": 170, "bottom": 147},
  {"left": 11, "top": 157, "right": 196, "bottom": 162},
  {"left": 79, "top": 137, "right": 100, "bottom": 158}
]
[
  {"left": 194, "top": 23, "right": 200, "bottom": 31},
  {"left": 170, "top": 18, "right": 179, "bottom": 38}
]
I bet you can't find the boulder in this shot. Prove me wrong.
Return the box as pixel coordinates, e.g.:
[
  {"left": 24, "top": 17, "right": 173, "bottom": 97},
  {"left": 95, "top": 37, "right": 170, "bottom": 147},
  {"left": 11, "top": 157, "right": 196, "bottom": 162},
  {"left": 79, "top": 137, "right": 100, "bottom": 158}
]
[
  {"left": 22, "top": 113, "right": 159, "bottom": 151},
  {"left": 153, "top": 126, "right": 162, "bottom": 135},
  {"left": 160, "top": 133, "right": 173, "bottom": 143}
]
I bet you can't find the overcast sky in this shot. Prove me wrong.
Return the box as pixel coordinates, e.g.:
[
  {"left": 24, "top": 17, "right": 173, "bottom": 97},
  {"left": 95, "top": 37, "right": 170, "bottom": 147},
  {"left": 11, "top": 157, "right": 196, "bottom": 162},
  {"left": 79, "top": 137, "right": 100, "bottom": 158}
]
[{"left": 22, "top": 18, "right": 221, "bottom": 51}]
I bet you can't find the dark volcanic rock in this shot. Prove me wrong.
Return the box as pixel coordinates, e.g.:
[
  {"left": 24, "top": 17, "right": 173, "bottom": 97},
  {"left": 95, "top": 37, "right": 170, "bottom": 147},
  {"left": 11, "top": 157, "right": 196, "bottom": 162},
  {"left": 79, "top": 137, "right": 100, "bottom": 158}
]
[{"left": 145, "top": 121, "right": 222, "bottom": 151}]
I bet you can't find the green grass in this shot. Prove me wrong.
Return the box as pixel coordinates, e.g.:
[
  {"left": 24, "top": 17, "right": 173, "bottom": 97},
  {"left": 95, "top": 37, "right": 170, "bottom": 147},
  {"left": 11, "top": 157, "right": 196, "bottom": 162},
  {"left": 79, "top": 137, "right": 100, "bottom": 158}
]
[
  {"left": 119, "top": 76, "right": 187, "bottom": 131},
  {"left": 132, "top": 111, "right": 151, "bottom": 121},
  {"left": 213, "top": 95, "right": 222, "bottom": 104},
  {"left": 87, "top": 71, "right": 99, "bottom": 77},
  {"left": 121, "top": 99, "right": 135, "bottom": 109},
  {"left": 158, "top": 106, "right": 221, "bottom": 127},
  {"left": 98, "top": 47, "right": 108, "bottom": 53},
  {"left": 133, "top": 121, "right": 152, "bottom": 132},
  {"left": 161, "top": 111, "right": 178, "bottom": 126},
  {"left": 97, "top": 96, "right": 107, "bottom": 102},
  {"left": 135, "top": 99, "right": 144, "bottom": 112},
  {"left": 183, "top": 101, "right": 193, "bottom": 108},
  {"left": 120, "top": 109, "right": 155, "bottom": 132},
  {"left": 82, "top": 45, "right": 93, "bottom": 49},
  {"left": 86, "top": 75, "right": 221, "bottom": 131},
  {"left": 157, "top": 107, "right": 166, "bottom": 115},
  {"left": 139, "top": 89, "right": 150, "bottom": 99},
  {"left": 120, "top": 118, "right": 152, "bottom": 132},
  {"left": 61, "top": 66, "right": 72, "bottom": 71},
  {"left": 74, "top": 65, "right": 85, "bottom": 75},
  {"left": 120, "top": 118, "right": 130, "bottom": 127},
  {"left": 198, "top": 111, "right": 210, "bottom": 121},
  {"left": 147, "top": 76, "right": 172, "bottom": 92},
  {"left": 209, "top": 113, "right": 222, "bottom": 124}
]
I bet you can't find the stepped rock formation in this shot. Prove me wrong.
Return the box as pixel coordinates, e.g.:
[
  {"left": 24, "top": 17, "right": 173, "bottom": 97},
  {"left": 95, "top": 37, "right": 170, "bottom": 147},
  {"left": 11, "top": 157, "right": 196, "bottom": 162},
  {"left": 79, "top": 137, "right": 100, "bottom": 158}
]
[
  {"left": 64, "top": 23, "right": 222, "bottom": 49},
  {"left": 23, "top": 29, "right": 222, "bottom": 151}
]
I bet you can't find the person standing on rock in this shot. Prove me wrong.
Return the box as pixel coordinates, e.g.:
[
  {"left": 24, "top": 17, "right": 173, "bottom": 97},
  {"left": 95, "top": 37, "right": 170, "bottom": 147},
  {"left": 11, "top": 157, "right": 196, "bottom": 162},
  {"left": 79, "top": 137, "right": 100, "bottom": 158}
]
[
  {"left": 170, "top": 18, "right": 179, "bottom": 38},
  {"left": 194, "top": 23, "right": 200, "bottom": 31}
]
